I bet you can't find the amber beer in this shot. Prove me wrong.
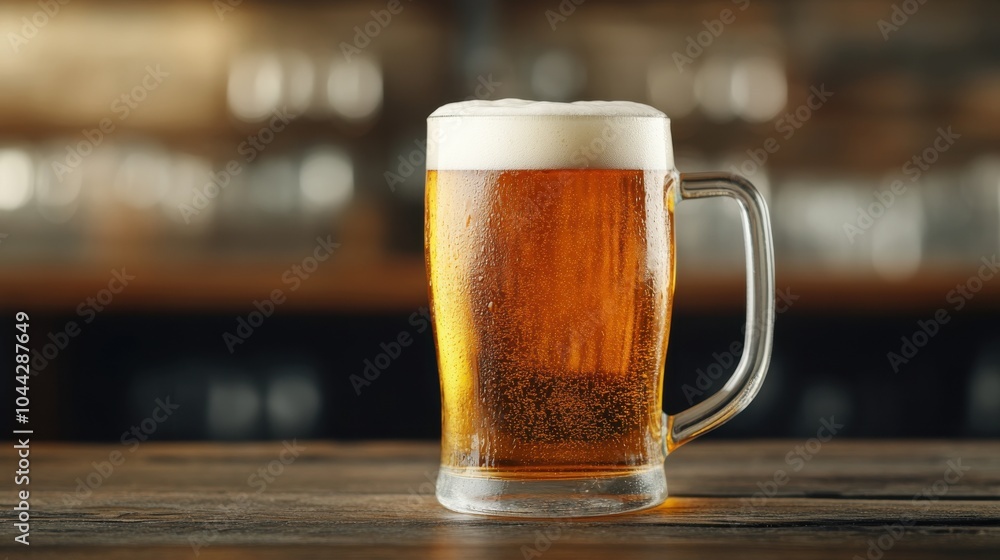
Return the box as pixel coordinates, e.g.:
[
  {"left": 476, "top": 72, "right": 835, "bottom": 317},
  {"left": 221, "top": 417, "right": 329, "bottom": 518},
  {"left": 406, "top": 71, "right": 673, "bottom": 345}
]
[
  {"left": 426, "top": 101, "right": 676, "bottom": 478},
  {"left": 427, "top": 167, "right": 673, "bottom": 470}
]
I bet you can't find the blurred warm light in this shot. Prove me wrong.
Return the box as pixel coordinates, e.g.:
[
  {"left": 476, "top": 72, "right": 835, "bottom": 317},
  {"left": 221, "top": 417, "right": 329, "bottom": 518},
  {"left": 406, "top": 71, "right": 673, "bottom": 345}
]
[
  {"left": 281, "top": 50, "right": 316, "bottom": 114},
  {"left": 207, "top": 375, "right": 261, "bottom": 440},
  {"left": 0, "top": 6, "right": 232, "bottom": 128},
  {"left": 777, "top": 179, "right": 866, "bottom": 268},
  {"left": 871, "top": 194, "right": 924, "bottom": 282},
  {"left": 531, "top": 50, "right": 586, "bottom": 101},
  {"left": 115, "top": 148, "right": 172, "bottom": 209},
  {"left": 266, "top": 369, "right": 321, "bottom": 437},
  {"left": 462, "top": 45, "right": 515, "bottom": 93},
  {"left": 795, "top": 381, "right": 854, "bottom": 432},
  {"left": 249, "top": 157, "right": 298, "bottom": 214},
  {"left": 731, "top": 55, "right": 787, "bottom": 122},
  {"left": 694, "top": 56, "right": 737, "bottom": 122},
  {"left": 0, "top": 148, "right": 34, "bottom": 210},
  {"left": 299, "top": 146, "right": 353, "bottom": 211},
  {"left": 228, "top": 52, "right": 284, "bottom": 122},
  {"left": 966, "top": 355, "right": 1000, "bottom": 435},
  {"left": 161, "top": 154, "right": 212, "bottom": 223},
  {"left": 35, "top": 146, "right": 83, "bottom": 223},
  {"left": 964, "top": 156, "right": 1000, "bottom": 249},
  {"left": 647, "top": 55, "right": 696, "bottom": 119},
  {"left": 326, "top": 57, "right": 383, "bottom": 121}
]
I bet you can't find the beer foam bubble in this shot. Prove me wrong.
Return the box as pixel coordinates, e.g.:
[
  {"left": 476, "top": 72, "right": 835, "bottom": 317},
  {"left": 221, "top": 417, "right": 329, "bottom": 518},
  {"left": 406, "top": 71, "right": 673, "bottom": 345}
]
[{"left": 427, "top": 99, "right": 673, "bottom": 171}]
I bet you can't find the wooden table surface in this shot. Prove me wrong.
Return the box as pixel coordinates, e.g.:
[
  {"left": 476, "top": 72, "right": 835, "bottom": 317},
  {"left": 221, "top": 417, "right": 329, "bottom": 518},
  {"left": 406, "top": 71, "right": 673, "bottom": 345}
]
[{"left": 3, "top": 440, "right": 999, "bottom": 559}]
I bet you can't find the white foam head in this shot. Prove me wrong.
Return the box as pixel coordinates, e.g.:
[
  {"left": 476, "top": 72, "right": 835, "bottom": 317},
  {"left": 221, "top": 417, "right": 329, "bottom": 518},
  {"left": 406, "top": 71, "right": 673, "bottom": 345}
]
[{"left": 427, "top": 99, "right": 672, "bottom": 171}]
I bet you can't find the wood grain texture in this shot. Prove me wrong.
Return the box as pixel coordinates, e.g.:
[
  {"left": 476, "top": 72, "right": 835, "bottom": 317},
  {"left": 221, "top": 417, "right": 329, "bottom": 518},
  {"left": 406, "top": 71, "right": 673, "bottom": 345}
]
[{"left": 2, "top": 440, "right": 999, "bottom": 559}]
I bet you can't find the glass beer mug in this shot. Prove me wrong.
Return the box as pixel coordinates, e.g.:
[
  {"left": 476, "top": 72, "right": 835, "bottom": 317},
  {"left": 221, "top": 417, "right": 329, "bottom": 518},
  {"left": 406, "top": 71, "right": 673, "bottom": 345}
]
[{"left": 424, "top": 100, "right": 775, "bottom": 517}]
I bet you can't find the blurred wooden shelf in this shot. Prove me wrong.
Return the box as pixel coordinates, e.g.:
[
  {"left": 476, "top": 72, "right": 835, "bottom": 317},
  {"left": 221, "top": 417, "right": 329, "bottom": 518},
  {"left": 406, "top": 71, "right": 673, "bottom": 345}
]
[
  {"left": 1, "top": 258, "right": 998, "bottom": 313},
  {"left": 0, "top": 257, "right": 430, "bottom": 313},
  {"left": 677, "top": 266, "right": 1000, "bottom": 313}
]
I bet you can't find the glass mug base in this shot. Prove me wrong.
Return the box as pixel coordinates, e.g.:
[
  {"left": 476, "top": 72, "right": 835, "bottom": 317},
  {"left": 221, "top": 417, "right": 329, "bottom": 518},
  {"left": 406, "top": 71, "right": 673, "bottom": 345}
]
[{"left": 435, "top": 465, "right": 668, "bottom": 517}]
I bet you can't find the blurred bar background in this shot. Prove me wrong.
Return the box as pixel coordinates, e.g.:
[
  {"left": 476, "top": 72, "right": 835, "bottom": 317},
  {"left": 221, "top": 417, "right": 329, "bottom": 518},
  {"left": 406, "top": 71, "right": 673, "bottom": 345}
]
[{"left": 2, "top": 0, "right": 999, "bottom": 441}]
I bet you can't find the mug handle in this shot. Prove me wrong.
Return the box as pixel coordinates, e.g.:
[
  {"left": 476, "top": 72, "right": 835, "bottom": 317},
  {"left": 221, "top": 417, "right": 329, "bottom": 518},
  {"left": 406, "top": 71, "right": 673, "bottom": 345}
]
[{"left": 665, "top": 172, "right": 776, "bottom": 452}]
